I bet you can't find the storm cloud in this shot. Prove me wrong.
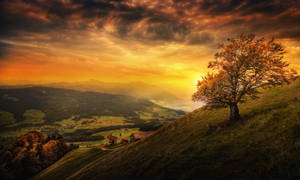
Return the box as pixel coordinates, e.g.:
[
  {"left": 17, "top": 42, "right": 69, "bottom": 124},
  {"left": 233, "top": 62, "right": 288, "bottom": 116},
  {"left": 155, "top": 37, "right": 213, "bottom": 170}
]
[
  {"left": 1, "top": 0, "right": 299, "bottom": 45},
  {"left": 0, "top": 41, "right": 12, "bottom": 59},
  {"left": 1, "top": 0, "right": 300, "bottom": 98}
]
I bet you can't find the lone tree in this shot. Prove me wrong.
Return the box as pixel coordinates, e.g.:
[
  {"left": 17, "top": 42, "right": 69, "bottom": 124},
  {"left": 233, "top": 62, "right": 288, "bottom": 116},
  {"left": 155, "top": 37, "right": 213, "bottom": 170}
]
[{"left": 193, "top": 34, "right": 297, "bottom": 121}]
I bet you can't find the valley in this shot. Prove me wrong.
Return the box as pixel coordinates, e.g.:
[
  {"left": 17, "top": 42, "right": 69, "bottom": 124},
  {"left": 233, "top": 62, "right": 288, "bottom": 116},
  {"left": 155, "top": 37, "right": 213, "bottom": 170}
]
[
  {"left": 0, "top": 87, "right": 184, "bottom": 147},
  {"left": 0, "top": 80, "right": 193, "bottom": 111}
]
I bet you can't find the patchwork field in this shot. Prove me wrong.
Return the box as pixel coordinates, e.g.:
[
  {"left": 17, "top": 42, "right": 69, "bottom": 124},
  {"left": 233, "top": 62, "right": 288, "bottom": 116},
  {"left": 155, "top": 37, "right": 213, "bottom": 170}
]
[
  {"left": 0, "top": 87, "right": 184, "bottom": 146},
  {"left": 0, "top": 110, "right": 178, "bottom": 146},
  {"left": 0, "top": 110, "right": 15, "bottom": 126}
]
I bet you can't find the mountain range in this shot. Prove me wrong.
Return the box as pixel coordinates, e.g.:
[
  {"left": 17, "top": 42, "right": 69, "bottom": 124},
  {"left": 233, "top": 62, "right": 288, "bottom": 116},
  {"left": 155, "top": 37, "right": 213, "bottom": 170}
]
[{"left": 0, "top": 80, "right": 190, "bottom": 111}]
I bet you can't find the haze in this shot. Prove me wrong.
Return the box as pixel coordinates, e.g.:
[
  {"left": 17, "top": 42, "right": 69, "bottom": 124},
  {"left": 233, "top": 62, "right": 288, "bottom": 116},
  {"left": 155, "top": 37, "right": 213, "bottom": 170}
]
[{"left": 1, "top": 0, "right": 300, "bottom": 111}]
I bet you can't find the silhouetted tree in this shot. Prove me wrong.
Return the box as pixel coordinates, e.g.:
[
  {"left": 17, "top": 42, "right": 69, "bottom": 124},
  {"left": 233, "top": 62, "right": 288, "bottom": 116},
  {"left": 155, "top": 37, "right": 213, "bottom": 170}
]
[{"left": 193, "top": 34, "right": 297, "bottom": 121}]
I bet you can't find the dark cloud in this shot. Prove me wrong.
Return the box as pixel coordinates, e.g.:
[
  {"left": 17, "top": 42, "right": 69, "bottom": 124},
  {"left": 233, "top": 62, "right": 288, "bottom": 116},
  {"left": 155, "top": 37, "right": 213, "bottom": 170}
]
[
  {"left": 239, "top": 0, "right": 292, "bottom": 16},
  {"left": 196, "top": 0, "right": 295, "bottom": 17},
  {"left": 199, "top": 0, "right": 244, "bottom": 15},
  {"left": 279, "top": 28, "right": 300, "bottom": 39},
  {"left": 200, "top": 0, "right": 300, "bottom": 40},
  {"left": 0, "top": 41, "right": 12, "bottom": 59},
  {"left": 187, "top": 32, "right": 215, "bottom": 45},
  {"left": 1, "top": 0, "right": 300, "bottom": 44},
  {"left": 146, "top": 22, "right": 190, "bottom": 41}
]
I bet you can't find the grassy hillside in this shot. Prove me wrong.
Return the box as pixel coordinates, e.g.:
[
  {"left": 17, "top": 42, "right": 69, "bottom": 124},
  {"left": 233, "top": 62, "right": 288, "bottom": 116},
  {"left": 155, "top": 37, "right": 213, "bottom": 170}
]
[
  {"left": 32, "top": 147, "right": 107, "bottom": 180},
  {"left": 42, "top": 79, "right": 300, "bottom": 179}
]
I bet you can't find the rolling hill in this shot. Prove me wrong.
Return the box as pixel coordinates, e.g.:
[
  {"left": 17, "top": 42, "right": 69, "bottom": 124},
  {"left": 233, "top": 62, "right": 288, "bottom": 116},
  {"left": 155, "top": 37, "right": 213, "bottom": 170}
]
[
  {"left": 0, "top": 80, "right": 189, "bottom": 111},
  {"left": 0, "top": 87, "right": 184, "bottom": 145},
  {"left": 35, "top": 79, "right": 300, "bottom": 179},
  {"left": 45, "top": 80, "right": 182, "bottom": 106}
]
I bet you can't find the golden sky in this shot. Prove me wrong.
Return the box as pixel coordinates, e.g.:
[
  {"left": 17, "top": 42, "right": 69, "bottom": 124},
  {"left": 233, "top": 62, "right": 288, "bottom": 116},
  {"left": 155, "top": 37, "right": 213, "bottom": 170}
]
[{"left": 1, "top": 0, "right": 300, "bottom": 98}]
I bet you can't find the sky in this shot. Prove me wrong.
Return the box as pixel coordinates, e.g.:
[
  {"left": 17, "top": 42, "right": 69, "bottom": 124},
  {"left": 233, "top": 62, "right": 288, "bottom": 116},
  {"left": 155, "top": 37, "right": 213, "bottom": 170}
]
[{"left": 1, "top": 0, "right": 300, "bottom": 99}]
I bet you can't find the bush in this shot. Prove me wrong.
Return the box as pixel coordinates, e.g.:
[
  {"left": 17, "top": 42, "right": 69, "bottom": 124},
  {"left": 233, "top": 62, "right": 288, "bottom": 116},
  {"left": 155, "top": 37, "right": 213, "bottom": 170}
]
[{"left": 0, "top": 131, "right": 73, "bottom": 179}]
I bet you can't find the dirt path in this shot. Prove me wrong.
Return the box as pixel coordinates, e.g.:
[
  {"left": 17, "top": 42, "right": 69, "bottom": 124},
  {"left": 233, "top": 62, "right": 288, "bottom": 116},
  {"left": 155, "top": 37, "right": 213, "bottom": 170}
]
[{"left": 99, "top": 145, "right": 126, "bottom": 151}]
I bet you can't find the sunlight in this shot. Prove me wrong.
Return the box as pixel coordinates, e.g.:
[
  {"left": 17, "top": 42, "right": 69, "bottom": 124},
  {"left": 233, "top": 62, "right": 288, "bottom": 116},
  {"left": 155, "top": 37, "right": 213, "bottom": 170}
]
[{"left": 1, "top": 0, "right": 300, "bottom": 179}]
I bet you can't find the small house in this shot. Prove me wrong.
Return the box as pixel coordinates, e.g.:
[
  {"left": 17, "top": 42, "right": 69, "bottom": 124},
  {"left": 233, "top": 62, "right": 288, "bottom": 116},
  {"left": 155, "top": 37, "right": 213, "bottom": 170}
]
[
  {"left": 120, "top": 137, "right": 129, "bottom": 144},
  {"left": 106, "top": 134, "right": 118, "bottom": 145},
  {"left": 130, "top": 132, "right": 153, "bottom": 142}
]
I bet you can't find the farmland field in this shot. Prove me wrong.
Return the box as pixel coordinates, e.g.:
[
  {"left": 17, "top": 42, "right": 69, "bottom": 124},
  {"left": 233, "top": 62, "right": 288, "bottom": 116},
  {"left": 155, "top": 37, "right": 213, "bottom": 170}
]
[{"left": 0, "top": 87, "right": 184, "bottom": 146}]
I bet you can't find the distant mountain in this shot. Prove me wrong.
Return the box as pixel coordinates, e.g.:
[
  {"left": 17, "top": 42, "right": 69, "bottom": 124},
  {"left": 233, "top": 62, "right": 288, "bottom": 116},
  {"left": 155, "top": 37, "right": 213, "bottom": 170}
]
[
  {"left": 0, "top": 80, "right": 192, "bottom": 111},
  {"left": 48, "top": 80, "right": 180, "bottom": 101},
  {"left": 41, "top": 80, "right": 185, "bottom": 110},
  {"left": 0, "top": 86, "right": 180, "bottom": 122},
  {"left": 35, "top": 80, "right": 300, "bottom": 179}
]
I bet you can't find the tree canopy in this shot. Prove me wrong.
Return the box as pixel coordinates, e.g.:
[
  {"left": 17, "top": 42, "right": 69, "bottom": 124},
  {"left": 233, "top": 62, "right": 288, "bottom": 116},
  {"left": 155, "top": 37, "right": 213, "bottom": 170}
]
[{"left": 193, "top": 34, "right": 297, "bottom": 121}]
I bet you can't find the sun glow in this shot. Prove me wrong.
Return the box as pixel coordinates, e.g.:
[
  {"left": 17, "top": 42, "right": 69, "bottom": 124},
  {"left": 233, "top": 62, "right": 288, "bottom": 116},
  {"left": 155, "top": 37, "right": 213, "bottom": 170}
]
[{"left": 0, "top": 0, "right": 300, "bottom": 109}]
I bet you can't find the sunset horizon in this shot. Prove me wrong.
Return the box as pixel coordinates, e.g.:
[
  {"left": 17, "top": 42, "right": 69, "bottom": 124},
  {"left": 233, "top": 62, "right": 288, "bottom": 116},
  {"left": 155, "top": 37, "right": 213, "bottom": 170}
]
[{"left": 1, "top": 0, "right": 300, "bottom": 103}]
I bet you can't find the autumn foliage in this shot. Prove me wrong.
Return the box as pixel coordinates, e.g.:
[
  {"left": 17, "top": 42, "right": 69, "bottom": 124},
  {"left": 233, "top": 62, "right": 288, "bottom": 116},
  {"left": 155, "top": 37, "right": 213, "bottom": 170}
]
[
  {"left": 0, "top": 131, "right": 77, "bottom": 180},
  {"left": 193, "top": 34, "right": 297, "bottom": 121}
]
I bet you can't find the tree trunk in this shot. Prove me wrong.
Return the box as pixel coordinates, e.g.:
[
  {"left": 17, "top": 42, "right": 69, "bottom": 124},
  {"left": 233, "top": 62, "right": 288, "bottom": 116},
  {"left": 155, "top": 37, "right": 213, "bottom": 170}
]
[{"left": 229, "top": 103, "right": 240, "bottom": 121}]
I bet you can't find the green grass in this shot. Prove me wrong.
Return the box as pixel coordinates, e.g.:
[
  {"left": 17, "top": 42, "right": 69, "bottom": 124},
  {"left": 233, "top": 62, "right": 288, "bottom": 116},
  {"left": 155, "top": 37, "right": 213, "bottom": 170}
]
[
  {"left": 153, "top": 107, "right": 179, "bottom": 118},
  {"left": 71, "top": 140, "right": 105, "bottom": 147},
  {"left": 0, "top": 110, "right": 15, "bottom": 126},
  {"left": 89, "top": 128, "right": 140, "bottom": 144},
  {"left": 55, "top": 116, "right": 76, "bottom": 126},
  {"left": 136, "top": 111, "right": 155, "bottom": 121},
  {"left": 71, "top": 128, "right": 140, "bottom": 146},
  {"left": 23, "top": 109, "right": 45, "bottom": 124},
  {"left": 0, "top": 126, "right": 39, "bottom": 137},
  {"left": 0, "top": 111, "right": 168, "bottom": 145},
  {"left": 32, "top": 147, "right": 107, "bottom": 180},
  {"left": 56, "top": 115, "right": 132, "bottom": 131},
  {"left": 58, "top": 79, "right": 300, "bottom": 179},
  {"left": 91, "top": 128, "right": 140, "bottom": 137},
  {"left": 136, "top": 107, "right": 180, "bottom": 123},
  {"left": 97, "top": 116, "right": 125, "bottom": 121},
  {"left": 6, "top": 109, "right": 45, "bottom": 128},
  {"left": 0, "top": 124, "right": 57, "bottom": 137},
  {"left": 2, "top": 94, "right": 19, "bottom": 102}
]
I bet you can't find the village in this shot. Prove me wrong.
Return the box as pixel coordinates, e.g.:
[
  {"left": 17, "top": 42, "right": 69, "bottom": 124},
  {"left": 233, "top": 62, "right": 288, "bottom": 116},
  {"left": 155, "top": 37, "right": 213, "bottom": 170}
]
[{"left": 106, "top": 131, "right": 153, "bottom": 146}]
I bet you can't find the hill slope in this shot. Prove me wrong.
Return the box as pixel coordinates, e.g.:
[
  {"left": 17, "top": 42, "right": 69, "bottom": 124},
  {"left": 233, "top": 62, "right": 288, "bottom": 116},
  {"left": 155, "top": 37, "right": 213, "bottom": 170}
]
[
  {"left": 38, "top": 79, "right": 300, "bottom": 180},
  {"left": 32, "top": 147, "right": 106, "bottom": 180}
]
